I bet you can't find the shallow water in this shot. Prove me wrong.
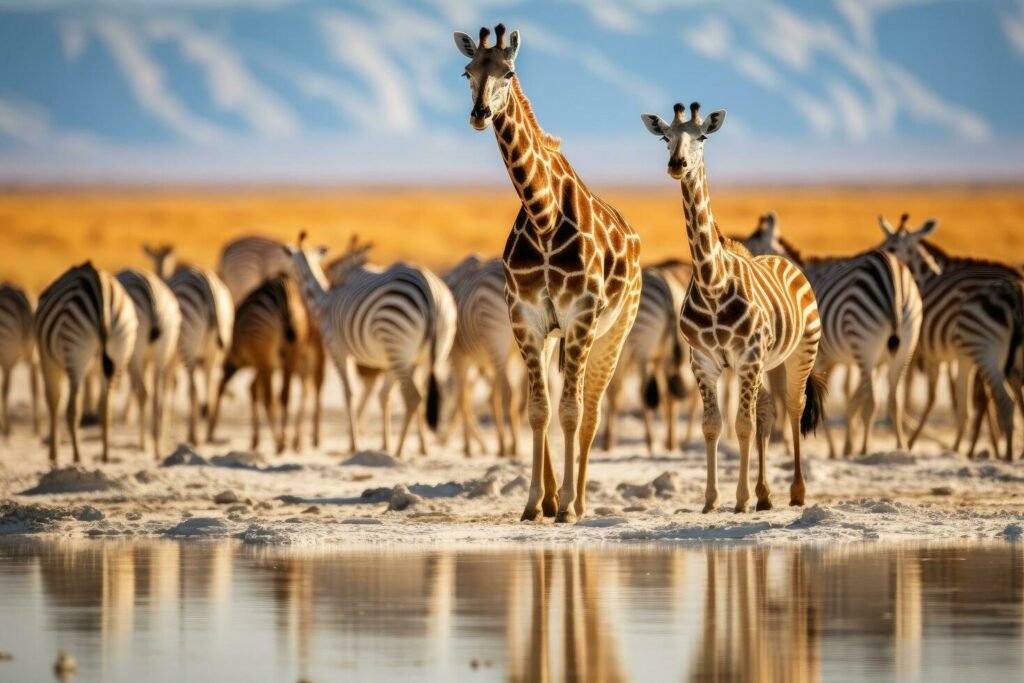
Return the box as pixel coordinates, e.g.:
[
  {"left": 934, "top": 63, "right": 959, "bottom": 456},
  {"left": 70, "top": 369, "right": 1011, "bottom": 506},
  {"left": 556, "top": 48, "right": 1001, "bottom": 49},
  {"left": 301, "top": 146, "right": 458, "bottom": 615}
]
[{"left": 0, "top": 540, "right": 1021, "bottom": 682}]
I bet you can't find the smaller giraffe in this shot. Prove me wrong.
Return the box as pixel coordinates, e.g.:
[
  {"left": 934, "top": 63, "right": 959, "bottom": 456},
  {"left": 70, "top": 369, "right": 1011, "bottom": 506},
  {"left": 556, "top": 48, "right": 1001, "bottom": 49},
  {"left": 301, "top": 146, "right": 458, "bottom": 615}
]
[{"left": 641, "top": 102, "right": 826, "bottom": 512}]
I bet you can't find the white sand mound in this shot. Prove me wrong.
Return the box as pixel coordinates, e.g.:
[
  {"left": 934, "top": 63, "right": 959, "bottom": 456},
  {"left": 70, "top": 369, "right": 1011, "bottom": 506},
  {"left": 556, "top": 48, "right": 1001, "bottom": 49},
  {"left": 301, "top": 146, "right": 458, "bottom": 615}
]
[
  {"left": 20, "top": 466, "right": 123, "bottom": 495},
  {"left": 210, "top": 451, "right": 265, "bottom": 469},
  {"left": 342, "top": 451, "right": 401, "bottom": 468},
  {"left": 162, "top": 444, "right": 207, "bottom": 467},
  {"left": 855, "top": 451, "right": 917, "bottom": 465},
  {"left": 387, "top": 485, "right": 421, "bottom": 511},
  {"left": 162, "top": 517, "right": 233, "bottom": 537},
  {"left": 0, "top": 501, "right": 104, "bottom": 533}
]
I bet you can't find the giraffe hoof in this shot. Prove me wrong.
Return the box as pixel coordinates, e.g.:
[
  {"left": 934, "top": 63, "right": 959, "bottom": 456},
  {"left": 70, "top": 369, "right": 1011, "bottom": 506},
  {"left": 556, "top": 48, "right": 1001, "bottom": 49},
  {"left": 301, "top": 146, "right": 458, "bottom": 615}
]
[
  {"left": 789, "top": 498, "right": 805, "bottom": 507},
  {"left": 554, "top": 509, "right": 577, "bottom": 524},
  {"left": 541, "top": 496, "right": 559, "bottom": 518},
  {"left": 520, "top": 506, "right": 541, "bottom": 522},
  {"left": 733, "top": 503, "right": 748, "bottom": 514},
  {"left": 701, "top": 503, "right": 716, "bottom": 514},
  {"left": 756, "top": 499, "right": 773, "bottom": 512}
]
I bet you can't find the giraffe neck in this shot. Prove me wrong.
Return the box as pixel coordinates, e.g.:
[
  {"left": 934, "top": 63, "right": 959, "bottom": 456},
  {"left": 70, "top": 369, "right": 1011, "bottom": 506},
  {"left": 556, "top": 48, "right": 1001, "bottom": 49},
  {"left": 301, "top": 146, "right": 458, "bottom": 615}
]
[
  {"left": 492, "top": 78, "right": 567, "bottom": 233},
  {"left": 680, "top": 164, "right": 727, "bottom": 293}
]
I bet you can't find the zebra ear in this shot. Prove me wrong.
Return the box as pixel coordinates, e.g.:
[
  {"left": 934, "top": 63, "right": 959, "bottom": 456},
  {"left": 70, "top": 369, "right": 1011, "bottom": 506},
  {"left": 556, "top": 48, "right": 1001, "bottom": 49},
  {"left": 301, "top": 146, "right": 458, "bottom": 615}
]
[
  {"left": 316, "top": 246, "right": 329, "bottom": 260},
  {"left": 282, "top": 244, "right": 296, "bottom": 257},
  {"left": 762, "top": 211, "right": 778, "bottom": 239},
  {"left": 454, "top": 32, "right": 476, "bottom": 58},
  {"left": 878, "top": 215, "right": 896, "bottom": 236},
  {"left": 917, "top": 244, "right": 942, "bottom": 275},
  {"left": 143, "top": 244, "right": 156, "bottom": 257},
  {"left": 913, "top": 219, "right": 938, "bottom": 238}
]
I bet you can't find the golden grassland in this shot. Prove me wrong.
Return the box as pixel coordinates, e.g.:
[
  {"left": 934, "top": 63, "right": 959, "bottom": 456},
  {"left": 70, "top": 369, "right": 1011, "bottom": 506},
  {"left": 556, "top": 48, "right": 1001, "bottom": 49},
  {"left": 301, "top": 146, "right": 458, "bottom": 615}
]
[{"left": 2, "top": 185, "right": 1023, "bottom": 292}]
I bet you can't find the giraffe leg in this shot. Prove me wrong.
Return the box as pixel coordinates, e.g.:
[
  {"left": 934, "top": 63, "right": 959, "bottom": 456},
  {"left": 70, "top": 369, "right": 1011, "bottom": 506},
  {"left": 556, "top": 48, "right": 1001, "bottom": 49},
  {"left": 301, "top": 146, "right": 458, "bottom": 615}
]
[
  {"left": 513, "top": 320, "right": 556, "bottom": 522},
  {"left": 754, "top": 385, "right": 775, "bottom": 511},
  {"left": 692, "top": 353, "right": 723, "bottom": 513},
  {"left": 733, "top": 357, "right": 763, "bottom": 513},
  {"left": 600, "top": 372, "right": 620, "bottom": 452},
  {"left": 907, "top": 362, "right": 940, "bottom": 449},
  {"left": 555, "top": 321, "right": 596, "bottom": 524}
]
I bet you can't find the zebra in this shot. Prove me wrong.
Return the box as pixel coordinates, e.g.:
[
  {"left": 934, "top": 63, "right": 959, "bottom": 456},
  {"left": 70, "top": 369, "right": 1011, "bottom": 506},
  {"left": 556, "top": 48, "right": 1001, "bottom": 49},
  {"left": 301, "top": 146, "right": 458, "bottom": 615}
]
[
  {"left": 602, "top": 265, "right": 687, "bottom": 454},
  {"left": 743, "top": 213, "right": 924, "bottom": 456},
  {"left": 35, "top": 262, "right": 138, "bottom": 464},
  {"left": 446, "top": 256, "right": 524, "bottom": 458},
  {"left": 115, "top": 268, "right": 182, "bottom": 458},
  {"left": 877, "top": 214, "right": 1024, "bottom": 461},
  {"left": 217, "top": 235, "right": 296, "bottom": 304},
  {"left": 0, "top": 283, "right": 39, "bottom": 436},
  {"left": 287, "top": 233, "right": 456, "bottom": 458},
  {"left": 145, "top": 244, "right": 234, "bottom": 445},
  {"left": 208, "top": 274, "right": 307, "bottom": 453}
]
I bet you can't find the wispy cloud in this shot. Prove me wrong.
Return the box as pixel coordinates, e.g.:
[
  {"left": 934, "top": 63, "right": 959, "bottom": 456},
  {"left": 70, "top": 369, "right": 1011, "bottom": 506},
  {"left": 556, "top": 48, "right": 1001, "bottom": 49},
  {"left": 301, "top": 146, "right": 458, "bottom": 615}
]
[
  {"left": 147, "top": 19, "right": 298, "bottom": 138},
  {"left": 93, "top": 17, "right": 226, "bottom": 144},
  {"left": 0, "top": 93, "right": 98, "bottom": 150},
  {"left": 1003, "top": 0, "right": 1024, "bottom": 58}
]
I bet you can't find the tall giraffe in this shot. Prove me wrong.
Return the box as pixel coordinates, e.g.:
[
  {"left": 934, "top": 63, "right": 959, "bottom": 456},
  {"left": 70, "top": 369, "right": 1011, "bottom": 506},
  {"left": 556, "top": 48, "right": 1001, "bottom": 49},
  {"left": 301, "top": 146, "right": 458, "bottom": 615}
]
[
  {"left": 454, "top": 24, "right": 642, "bottom": 522},
  {"left": 641, "top": 102, "right": 826, "bottom": 513}
]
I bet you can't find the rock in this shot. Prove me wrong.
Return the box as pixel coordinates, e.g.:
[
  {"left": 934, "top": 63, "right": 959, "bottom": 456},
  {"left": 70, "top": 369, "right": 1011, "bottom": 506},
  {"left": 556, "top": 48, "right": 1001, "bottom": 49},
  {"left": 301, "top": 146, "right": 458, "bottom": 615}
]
[
  {"left": 855, "top": 451, "right": 917, "bottom": 466},
  {"left": 623, "top": 504, "right": 647, "bottom": 513},
  {"left": 500, "top": 475, "right": 529, "bottom": 495},
  {"left": 467, "top": 478, "right": 499, "bottom": 499},
  {"left": 125, "top": 511, "right": 142, "bottom": 521},
  {"left": 594, "top": 506, "right": 618, "bottom": 516},
  {"left": 930, "top": 485, "right": 955, "bottom": 496},
  {"left": 342, "top": 517, "right": 384, "bottom": 525},
  {"left": 617, "top": 482, "right": 654, "bottom": 499},
  {"left": 387, "top": 485, "right": 421, "bottom": 511},
  {"left": 1001, "top": 523, "right": 1023, "bottom": 541},
  {"left": 21, "top": 466, "right": 122, "bottom": 495},
  {"left": 134, "top": 470, "right": 157, "bottom": 484},
  {"left": 360, "top": 487, "right": 393, "bottom": 503},
  {"left": 162, "top": 444, "right": 207, "bottom": 466},
  {"left": 652, "top": 471, "right": 680, "bottom": 495},
  {"left": 210, "top": 451, "right": 265, "bottom": 469},
  {"left": 869, "top": 501, "right": 900, "bottom": 514},
  {"left": 341, "top": 451, "right": 401, "bottom": 468},
  {"left": 586, "top": 480, "right": 602, "bottom": 493},
  {"left": 303, "top": 505, "right": 321, "bottom": 514},
  {"left": 213, "top": 490, "right": 240, "bottom": 505},
  {"left": 226, "top": 504, "right": 249, "bottom": 514},
  {"left": 162, "top": 517, "right": 231, "bottom": 537},
  {"left": 72, "top": 505, "right": 104, "bottom": 522}
]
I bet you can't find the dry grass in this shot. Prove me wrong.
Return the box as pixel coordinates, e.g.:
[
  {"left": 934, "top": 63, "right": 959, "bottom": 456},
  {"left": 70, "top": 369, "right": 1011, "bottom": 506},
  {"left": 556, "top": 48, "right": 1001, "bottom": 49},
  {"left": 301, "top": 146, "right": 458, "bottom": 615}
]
[{"left": 2, "top": 185, "right": 1023, "bottom": 292}]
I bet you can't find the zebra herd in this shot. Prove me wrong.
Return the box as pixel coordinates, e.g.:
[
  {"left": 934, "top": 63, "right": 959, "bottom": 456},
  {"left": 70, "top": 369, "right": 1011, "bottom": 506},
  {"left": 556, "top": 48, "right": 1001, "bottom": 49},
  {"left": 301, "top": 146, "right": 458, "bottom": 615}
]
[{"left": 1, "top": 211, "right": 1019, "bottom": 472}]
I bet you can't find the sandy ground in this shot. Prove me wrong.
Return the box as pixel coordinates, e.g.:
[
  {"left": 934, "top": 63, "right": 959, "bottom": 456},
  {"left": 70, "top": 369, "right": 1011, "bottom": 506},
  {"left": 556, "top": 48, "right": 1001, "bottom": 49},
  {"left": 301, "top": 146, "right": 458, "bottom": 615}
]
[{"left": 0, "top": 371, "right": 1022, "bottom": 546}]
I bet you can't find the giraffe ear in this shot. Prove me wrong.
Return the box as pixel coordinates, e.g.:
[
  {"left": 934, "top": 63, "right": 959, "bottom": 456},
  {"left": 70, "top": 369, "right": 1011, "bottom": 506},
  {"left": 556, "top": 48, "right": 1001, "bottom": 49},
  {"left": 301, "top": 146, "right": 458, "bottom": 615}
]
[
  {"left": 911, "top": 219, "right": 938, "bottom": 238},
  {"left": 878, "top": 215, "right": 896, "bottom": 236},
  {"left": 641, "top": 114, "right": 669, "bottom": 137},
  {"left": 702, "top": 110, "right": 726, "bottom": 135},
  {"left": 454, "top": 32, "right": 476, "bottom": 58},
  {"left": 505, "top": 29, "right": 521, "bottom": 61}
]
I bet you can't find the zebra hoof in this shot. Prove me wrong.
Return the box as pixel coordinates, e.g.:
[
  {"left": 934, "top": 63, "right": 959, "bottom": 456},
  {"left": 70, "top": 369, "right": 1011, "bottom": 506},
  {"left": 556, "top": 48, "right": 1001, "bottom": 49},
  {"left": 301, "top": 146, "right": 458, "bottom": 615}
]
[
  {"left": 756, "top": 499, "right": 773, "bottom": 511},
  {"left": 554, "top": 509, "right": 577, "bottom": 524}
]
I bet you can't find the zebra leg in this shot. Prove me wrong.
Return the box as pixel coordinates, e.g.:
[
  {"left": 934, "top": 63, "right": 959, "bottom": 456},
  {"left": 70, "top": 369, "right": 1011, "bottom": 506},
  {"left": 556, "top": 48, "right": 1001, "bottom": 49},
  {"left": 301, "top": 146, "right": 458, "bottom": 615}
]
[
  {"left": 249, "top": 376, "right": 261, "bottom": 451},
  {"left": 600, "top": 372, "right": 620, "bottom": 452},
  {"left": 355, "top": 366, "right": 381, "bottom": 434},
  {"left": 99, "top": 376, "right": 112, "bottom": 464},
  {"left": 187, "top": 366, "right": 200, "bottom": 445},
  {"left": 664, "top": 373, "right": 678, "bottom": 452},
  {"left": 394, "top": 371, "right": 421, "bottom": 459},
  {"left": 292, "top": 376, "right": 307, "bottom": 452},
  {"left": 379, "top": 375, "right": 394, "bottom": 454},
  {"left": 207, "top": 364, "right": 236, "bottom": 445},
  {"left": 453, "top": 363, "right": 473, "bottom": 457},
  {"left": 259, "top": 371, "right": 283, "bottom": 455},
  {"left": 130, "top": 362, "right": 148, "bottom": 452},
  {"left": 152, "top": 364, "right": 167, "bottom": 459},
  {"left": 966, "top": 379, "right": 988, "bottom": 458},
  {"left": 41, "top": 361, "right": 63, "bottom": 464},
  {"left": 416, "top": 382, "right": 430, "bottom": 457},
  {"left": 814, "top": 365, "right": 837, "bottom": 459},
  {"left": 855, "top": 361, "right": 878, "bottom": 456},
  {"left": 951, "top": 363, "right": 975, "bottom": 453},
  {"left": 692, "top": 354, "right": 723, "bottom": 513},
  {"left": 66, "top": 376, "right": 83, "bottom": 464},
  {"left": 506, "top": 367, "right": 521, "bottom": 459},
  {"left": 888, "top": 343, "right": 915, "bottom": 452},
  {"left": 337, "top": 357, "right": 359, "bottom": 454},
  {"left": 0, "top": 367, "right": 9, "bottom": 437},
  {"left": 640, "top": 369, "right": 657, "bottom": 456},
  {"left": 754, "top": 385, "right": 775, "bottom": 511},
  {"left": 30, "top": 361, "right": 40, "bottom": 436},
  {"left": 490, "top": 375, "right": 508, "bottom": 457},
  {"left": 312, "top": 368, "right": 324, "bottom": 449},
  {"left": 908, "top": 362, "right": 940, "bottom": 449},
  {"left": 975, "top": 359, "right": 1015, "bottom": 462}
]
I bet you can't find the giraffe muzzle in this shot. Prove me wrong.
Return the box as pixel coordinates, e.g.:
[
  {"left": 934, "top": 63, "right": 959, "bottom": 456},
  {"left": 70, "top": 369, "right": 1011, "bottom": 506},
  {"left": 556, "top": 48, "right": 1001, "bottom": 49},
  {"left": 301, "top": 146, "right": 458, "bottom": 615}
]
[
  {"left": 470, "top": 105, "right": 492, "bottom": 130},
  {"left": 667, "top": 159, "right": 687, "bottom": 179}
]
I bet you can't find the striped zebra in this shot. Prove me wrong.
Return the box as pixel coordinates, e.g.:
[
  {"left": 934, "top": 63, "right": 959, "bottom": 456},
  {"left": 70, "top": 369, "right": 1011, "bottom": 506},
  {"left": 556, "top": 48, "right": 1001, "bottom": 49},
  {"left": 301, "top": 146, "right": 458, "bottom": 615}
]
[
  {"left": 115, "top": 268, "right": 182, "bottom": 458},
  {"left": 602, "top": 266, "right": 687, "bottom": 454},
  {"left": 145, "top": 244, "right": 235, "bottom": 445},
  {"left": 877, "top": 214, "right": 1024, "bottom": 461},
  {"left": 287, "top": 233, "right": 456, "bottom": 458},
  {"left": 208, "top": 274, "right": 307, "bottom": 453},
  {"left": 35, "top": 262, "right": 138, "bottom": 464},
  {"left": 446, "top": 256, "right": 523, "bottom": 458},
  {"left": 743, "top": 213, "right": 924, "bottom": 456},
  {"left": 0, "top": 283, "right": 39, "bottom": 436},
  {"left": 217, "top": 235, "right": 296, "bottom": 304}
]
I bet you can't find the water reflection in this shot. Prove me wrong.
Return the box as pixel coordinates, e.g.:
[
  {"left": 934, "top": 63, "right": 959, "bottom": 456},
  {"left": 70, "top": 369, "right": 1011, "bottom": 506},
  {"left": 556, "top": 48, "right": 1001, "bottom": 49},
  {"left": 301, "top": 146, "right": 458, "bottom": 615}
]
[{"left": 0, "top": 540, "right": 1020, "bottom": 682}]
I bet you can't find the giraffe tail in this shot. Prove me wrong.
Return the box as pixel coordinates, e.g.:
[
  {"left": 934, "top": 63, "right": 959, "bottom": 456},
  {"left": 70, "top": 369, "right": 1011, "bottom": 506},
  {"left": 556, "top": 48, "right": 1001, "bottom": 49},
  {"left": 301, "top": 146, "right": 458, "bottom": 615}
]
[{"left": 800, "top": 371, "right": 828, "bottom": 437}]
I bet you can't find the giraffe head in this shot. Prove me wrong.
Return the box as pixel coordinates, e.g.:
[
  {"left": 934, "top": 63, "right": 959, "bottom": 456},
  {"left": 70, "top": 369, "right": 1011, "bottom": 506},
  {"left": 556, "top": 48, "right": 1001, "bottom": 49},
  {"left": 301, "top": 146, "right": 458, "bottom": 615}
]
[
  {"left": 453, "top": 23, "right": 521, "bottom": 131},
  {"left": 877, "top": 213, "right": 942, "bottom": 277},
  {"left": 143, "top": 244, "right": 176, "bottom": 279},
  {"left": 641, "top": 102, "right": 726, "bottom": 180}
]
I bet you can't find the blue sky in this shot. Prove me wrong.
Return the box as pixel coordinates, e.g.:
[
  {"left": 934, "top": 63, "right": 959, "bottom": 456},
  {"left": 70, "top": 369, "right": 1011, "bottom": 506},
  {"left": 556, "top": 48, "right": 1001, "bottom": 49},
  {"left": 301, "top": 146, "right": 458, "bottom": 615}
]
[{"left": 0, "top": 0, "right": 1021, "bottom": 184}]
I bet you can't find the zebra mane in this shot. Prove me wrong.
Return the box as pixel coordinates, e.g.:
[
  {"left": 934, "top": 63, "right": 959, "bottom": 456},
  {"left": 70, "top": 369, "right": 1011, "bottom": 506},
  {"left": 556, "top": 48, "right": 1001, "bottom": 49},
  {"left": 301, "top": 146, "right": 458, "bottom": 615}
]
[
  {"left": 921, "top": 239, "right": 1022, "bottom": 274},
  {"left": 512, "top": 78, "right": 560, "bottom": 152}
]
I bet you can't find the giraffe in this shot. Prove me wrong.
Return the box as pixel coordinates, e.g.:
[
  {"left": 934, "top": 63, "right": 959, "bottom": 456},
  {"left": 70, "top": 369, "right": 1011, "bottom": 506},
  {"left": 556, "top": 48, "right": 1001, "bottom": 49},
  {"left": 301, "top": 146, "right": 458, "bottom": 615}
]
[
  {"left": 454, "top": 24, "right": 642, "bottom": 522},
  {"left": 641, "top": 102, "right": 826, "bottom": 513}
]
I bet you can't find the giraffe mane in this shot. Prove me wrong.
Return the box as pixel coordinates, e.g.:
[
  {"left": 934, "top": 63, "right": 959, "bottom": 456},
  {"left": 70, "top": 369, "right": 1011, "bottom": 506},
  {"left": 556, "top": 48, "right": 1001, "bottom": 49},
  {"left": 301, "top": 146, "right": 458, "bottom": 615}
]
[
  {"left": 718, "top": 225, "right": 753, "bottom": 259},
  {"left": 511, "top": 78, "right": 560, "bottom": 152}
]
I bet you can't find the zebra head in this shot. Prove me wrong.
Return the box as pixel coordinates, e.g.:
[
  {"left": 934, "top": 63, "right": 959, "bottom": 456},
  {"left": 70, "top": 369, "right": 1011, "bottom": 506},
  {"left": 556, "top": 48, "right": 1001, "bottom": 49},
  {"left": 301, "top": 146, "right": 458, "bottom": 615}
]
[
  {"left": 454, "top": 24, "right": 520, "bottom": 131},
  {"left": 283, "top": 231, "right": 330, "bottom": 296},
  {"left": 325, "top": 235, "right": 374, "bottom": 288},
  {"left": 143, "top": 244, "right": 176, "bottom": 280},
  {"left": 878, "top": 213, "right": 942, "bottom": 278},
  {"left": 641, "top": 102, "right": 726, "bottom": 180}
]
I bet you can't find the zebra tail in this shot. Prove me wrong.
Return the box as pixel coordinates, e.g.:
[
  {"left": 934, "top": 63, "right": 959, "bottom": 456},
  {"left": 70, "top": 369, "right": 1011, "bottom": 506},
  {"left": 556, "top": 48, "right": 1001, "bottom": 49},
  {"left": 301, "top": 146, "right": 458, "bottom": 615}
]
[
  {"left": 667, "top": 323, "right": 688, "bottom": 400},
  {"left": 425, "top": 315, "right": 441, "bottom": 431},
  {"left": 643, "top": 374, "right": 661, "bottom": 409},
  {"left": 800, "top": 371, "right": 828, "bottom": 437}
]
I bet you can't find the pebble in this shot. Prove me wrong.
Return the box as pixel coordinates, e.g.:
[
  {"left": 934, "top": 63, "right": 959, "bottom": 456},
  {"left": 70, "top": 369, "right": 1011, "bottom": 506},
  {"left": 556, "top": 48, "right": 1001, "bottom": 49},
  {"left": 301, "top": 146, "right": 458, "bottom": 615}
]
[{"left": 213, "top": 490, "right": 240, "bottom": 505}]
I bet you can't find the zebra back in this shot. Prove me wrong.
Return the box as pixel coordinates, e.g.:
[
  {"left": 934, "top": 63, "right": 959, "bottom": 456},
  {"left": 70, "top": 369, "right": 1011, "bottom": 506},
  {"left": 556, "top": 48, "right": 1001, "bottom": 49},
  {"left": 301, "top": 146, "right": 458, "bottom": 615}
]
[
  {"left": 0, "top": 283, "right": 34, "bottom": 369},
  {"left": 228, "top": 275, "right": 308, "bottom": 370},
  {"left": 168, "top": 266, "right": 234, "bottom": 366},
  {"left": 116, "top": 268, "right": 181, "bottom": 347},
  {"left": 218, "top": 235, "right": 295, "bottom": 304},
  {"left": 450, "top": 258, "right": 513, "bottom": 365}
]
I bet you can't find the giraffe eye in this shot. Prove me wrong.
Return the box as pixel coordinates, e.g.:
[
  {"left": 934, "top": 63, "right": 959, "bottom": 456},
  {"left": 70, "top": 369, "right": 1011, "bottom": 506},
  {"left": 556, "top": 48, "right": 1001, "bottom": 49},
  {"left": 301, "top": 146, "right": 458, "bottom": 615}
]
[
  {"left": 462, "top": 72, "right": 470, "bottom": 79},
  {"left": 503, "top": 71, "right": 514, "bottom": 79}
]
